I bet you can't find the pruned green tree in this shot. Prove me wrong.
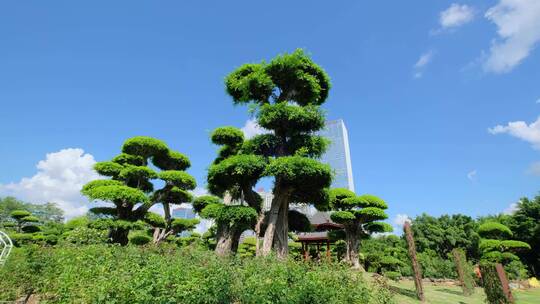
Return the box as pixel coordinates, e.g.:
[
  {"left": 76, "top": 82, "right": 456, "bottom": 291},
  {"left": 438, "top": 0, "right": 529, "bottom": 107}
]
[
  {"left": 10, "top": 210, "right": 39, "bottom": 233},
  {"left": 81, "top": 136, "right": 196, "bottom": 245},
  {"left": 328, "top": 188, "right": 391, "bottom": 269},
  {"left": 193, "top": 195, "right": 258, "bottom": 256},
  {"left": 478, "top": 221, "right": 530, "bottom": 265},
  {"left": 223, "top": 49, "right": 333, "bottom": 258},
  {"left": 203, "top": 126, "right": 266, "bottom": 256}
]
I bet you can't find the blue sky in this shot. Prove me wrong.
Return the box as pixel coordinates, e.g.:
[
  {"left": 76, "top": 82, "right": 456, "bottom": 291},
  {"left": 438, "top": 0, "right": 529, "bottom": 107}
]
[{"left": 1, "top": 1, "right": 540, "bottom": 227}]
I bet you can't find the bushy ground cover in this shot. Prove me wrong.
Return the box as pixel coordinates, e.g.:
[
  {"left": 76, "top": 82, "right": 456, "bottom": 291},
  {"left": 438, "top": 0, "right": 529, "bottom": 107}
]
[{"left": 0, "top": 244, "right": 394, "bottom": 304}]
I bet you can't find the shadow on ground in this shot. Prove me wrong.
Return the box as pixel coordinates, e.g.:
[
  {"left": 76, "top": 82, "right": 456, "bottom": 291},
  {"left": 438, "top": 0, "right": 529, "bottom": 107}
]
[
  {"left": 435, "top": 288, "right": 464, "bottom": 296},
  {"left": 389, "top": 285, "right": 418, "bottom": 300}
]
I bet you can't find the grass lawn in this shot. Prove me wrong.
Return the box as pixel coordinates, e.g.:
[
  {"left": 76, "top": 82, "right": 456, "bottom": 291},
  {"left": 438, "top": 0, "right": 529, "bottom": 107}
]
[{"left": 386, "top": 279, "right": 540, "bottom": 304}]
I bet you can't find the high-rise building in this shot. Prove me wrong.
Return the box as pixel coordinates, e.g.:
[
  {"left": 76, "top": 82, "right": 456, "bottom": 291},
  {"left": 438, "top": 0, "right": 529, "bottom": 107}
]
[
  {"left": 318, "top": 119, "right": 355, "bottom": 192},
  {"left": 172, "top": 206, "right": 197, "bottom": 236},
  {"left": 172, "top": 206, "right": 196, "bottom": 219}
]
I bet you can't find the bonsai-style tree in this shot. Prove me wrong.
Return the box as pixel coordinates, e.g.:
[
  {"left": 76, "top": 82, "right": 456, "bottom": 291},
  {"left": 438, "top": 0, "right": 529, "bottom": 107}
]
[
  {"left": 328, "top": 188, "right": 391, "bottom": 269},
  {"left": 478, "top": 221, "right": 530, "bottom": 265},
  {"left": 192, "top": 195, "right": 258, "bottom": 256},
  {"left": 203, "top": 126, "right": 267, "bottom": 256},
  {"left": 10, "top": 210, "right": 39, "bottom": 233},
  {"left": 81, "top": 136, "right": 196, "bottom": 245},
  {"left": 224, "top": 49, "right": 333, "bottom": 258}
]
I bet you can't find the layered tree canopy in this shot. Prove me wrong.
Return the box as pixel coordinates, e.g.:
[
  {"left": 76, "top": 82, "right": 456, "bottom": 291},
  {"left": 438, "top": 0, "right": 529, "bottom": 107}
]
[
  {"left": 81, "top": 136, "right": 195, "bottom": 245},
  {"left": 223, "top": 49, "right": 333, "bottom": 258},
  {"left": 478, "top": 221, "right": 530, "bottom": 264}
]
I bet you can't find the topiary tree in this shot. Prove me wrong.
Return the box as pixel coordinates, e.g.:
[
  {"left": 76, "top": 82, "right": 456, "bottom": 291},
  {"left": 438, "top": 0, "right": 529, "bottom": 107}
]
[
  {"left": 193, "top": 195, "right": 258, "bottom": 256},
  {"left": 478, "top": 222, "right": 530, "bottom": 266},
  {"left": 224, "top": 49, "right": 333, "bottom": 258},
  {"left": 327, "top": 188, "right": 391, "bottom": 269},
  {"left": 81, "top": 136, "right": 196, "bottom": 245},
  {"left": 10, "top": 210, "right": 39, "bottom": 233},
  {"left": 204, "top": 127, "right": 266, "bottom": 256}
]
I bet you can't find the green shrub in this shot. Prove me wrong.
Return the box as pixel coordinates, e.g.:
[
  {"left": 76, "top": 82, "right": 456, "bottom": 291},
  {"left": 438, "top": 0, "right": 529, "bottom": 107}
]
[
  {"left": 63, "top": 226, "right": 108, "bottom": 245},
  {"left": 0, "top": 245, "right": 394, "bottom": 303},
  {"left": 129, "top": 232, "right": 152, "bottom": 245},
  {"left": 417, "top": 249, "right": 456, "bottom": 279},
  {"left": 9, "top": 233, "right": 33, "bottom": 247}
]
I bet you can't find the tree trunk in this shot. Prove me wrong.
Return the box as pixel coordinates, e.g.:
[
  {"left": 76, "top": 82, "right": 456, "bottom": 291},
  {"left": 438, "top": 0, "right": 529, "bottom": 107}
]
[
  {"left": 163, "top": 202, "right": 172, "bottom": 228},
  {"left": 404, "top": 221, "right": 425, "bottom": 302},
  {"left": 214, "top": 221, "right": 245, "bottom": 257},
  {"left": 273, "top": 197, "right": 289, "bottom": 259},
  {"left": 345, "top": 224, "right": 365, "bottom": 271},
  {"left": 109, "top": 227, "right": 129, "bottom": 245},
  {"left": 254, "top": 213, "right": 265, "bottom": 257},
  {"left": 261, "top": 183, "right": 291, "bottom": 257}
]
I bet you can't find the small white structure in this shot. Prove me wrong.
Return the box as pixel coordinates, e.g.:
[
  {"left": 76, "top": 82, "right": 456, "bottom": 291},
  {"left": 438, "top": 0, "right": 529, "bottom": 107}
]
[{"left": 0, "top": 230, "right": 13, "bottom": 266}]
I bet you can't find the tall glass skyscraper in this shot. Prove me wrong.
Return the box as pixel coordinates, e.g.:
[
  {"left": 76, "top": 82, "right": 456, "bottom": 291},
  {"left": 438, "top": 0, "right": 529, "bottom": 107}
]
[{"left": 318, "top": 119, "right": 355, "bottom": 192}]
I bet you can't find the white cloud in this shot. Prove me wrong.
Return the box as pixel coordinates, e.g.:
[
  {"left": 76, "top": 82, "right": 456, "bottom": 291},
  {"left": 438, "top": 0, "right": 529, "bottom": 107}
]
[
  {"left": 503, "top": 202, "right": 518, "bottom": 215},
  {"left": 440, "top": 4, "right": 475, "bottom": 29},
  {"left": 483, "top": 0, "right": 540, "bottom": 73},
  {"left": 195, "top": 219, "right": 213, "bottom": 234},
  {"left": 393, "top": 214, "right": 411, "bottom": 228},
  {"left": 192, "top": 186, "right": 208, "bottom": 197},
  {"left": 488, "top": 116, "right": 540, "bottom": 149},
  {"left": 240, "top": 119, "right": 268, "bottom": 139},
  {"left": 0, "top": 148, "right": 99, "bottom": 219},
  {"left": 526, "top": 161, "right": 540, "bottom": 176},
  {"left": 414, "top": 51, "right": 434, "bottom": 68},
  {"left": 536, "top": 98, "right": 540, "bottom": 104},
  {"left": 467, "top": 170, "right": 477, "bottom": 181},
  {"left": 413, "top": 51, "right": 434, "bottom": 78}
]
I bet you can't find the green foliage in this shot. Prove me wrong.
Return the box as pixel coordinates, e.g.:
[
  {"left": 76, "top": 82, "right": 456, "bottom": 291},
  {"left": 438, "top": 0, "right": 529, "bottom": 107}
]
[
  {"left": 411, "top": 213, "right": 480, "bottom": 260},
  {"left": 171, "top": 218, "right": 200, "bottom": 232},
  {"left": 328, "top": 188, "right": 356, "bottom": 209},
  {"left": 121, "top": 136, "right": 169, "bottom": 160},
  {"left": 364, "top": 222, "right": 394, "bottom": 234},
  {"left": 211, "top": 126, "right": 245, "bottom": 146},
  {"left": 384, "top": 271, "right": 401, "bottom": 281},
  {"left": 64, "top": 216, "right": 91, "bottom": 230},
  {"left": 81, "top": 136, "right": 195, "bottom": 245},
  {"left": 192, "top": 195, "right": 221, "bottom": 213},
  {"left": 159, "top": 170, "right": 197, "bottom": 189},
  {"left": 0, "top": 245, "right": 393, "bottom": 303},
  {"left": 63, "top": 227, "right": 108, "bottom": 245},
  {"left": 10, "top": 209, "right": 31, "bottom": 220},
  {"left": 201, "top": 204, "right": 257, "bottom": 229},
  {"left": 144, "top": 212, "right": 166, "bottom": 228},
  {"left": 417, "top": 249, "right": 457, "bottom": 279},
  {"left": 257, "top": 103, "right": 325, "bottom": 134},
  {"left": 129, "top": 231, "right": 152, "bottom": 245},
  {"left": 478, "top": 220, "right": 530, "bottom": 267},
  {"left": 153, "top": 150, "right": 191, "bottom": 171},
  {"left": 330, "top": 210, "right": 356, "bottom": 223},
  {"left": 223, "top": 50, "right": 333, "bottom": 257},
  {"left": 480, "top": 262, "right": 512, "bottom": 304},
  {"left": 82, "top": 184, "right": 148, "bottom": 205},
  {"left": 21, "top": 225, "right": 40, "bottom": 233},
  {"left": 264, "top": 156, "right": 332, "bottom": 192},
  {"left": 358, "top": 195, "right": 388, "bottom": 209},
  {"left": 207, "top": 154, "right": 267, "bottom": 197},
  {"left": 478, "top": 222, "right": 513, "bottom": 239},
  {"left": 355, "top": 207, "right": 388, "bottom": 222},
  {"left": 21, "top": 215, "right": 39, "bottom": 223},
  {"left": 451, "top": 248, "right": 475, "bottom": 296}
]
